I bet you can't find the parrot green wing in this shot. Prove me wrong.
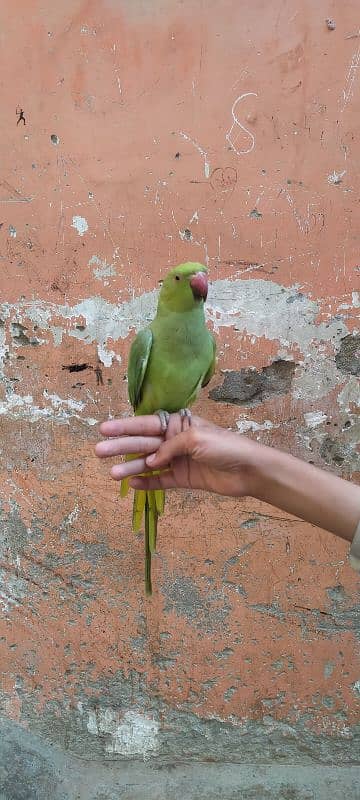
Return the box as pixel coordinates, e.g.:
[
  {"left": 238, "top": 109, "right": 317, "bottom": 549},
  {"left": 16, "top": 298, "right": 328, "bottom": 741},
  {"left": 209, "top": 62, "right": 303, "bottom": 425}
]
[
  {"left": 127, "top": 328, "right": 153, "bottom": 410},
  {"left": 201, "top": 333, "right": 217, "bottom": 387}
]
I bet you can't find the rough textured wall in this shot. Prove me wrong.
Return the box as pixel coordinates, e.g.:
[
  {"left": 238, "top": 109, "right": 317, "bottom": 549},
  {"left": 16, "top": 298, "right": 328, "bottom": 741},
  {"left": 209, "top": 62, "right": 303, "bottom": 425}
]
[{"left": 0, "top": 1, "right": 359, "bottom": 797}]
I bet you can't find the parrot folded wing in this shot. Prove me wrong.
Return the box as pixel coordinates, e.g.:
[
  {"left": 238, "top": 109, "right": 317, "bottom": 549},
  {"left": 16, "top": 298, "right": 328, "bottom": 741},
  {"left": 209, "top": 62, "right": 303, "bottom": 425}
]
[{"left": 121, "top": 326, "right": 164, "bottom": 595}]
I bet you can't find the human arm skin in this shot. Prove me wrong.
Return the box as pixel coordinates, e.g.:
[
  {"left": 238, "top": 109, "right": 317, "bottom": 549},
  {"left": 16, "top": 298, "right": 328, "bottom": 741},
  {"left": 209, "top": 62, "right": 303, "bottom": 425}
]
[{"left": 95, "top": 414, "right": 360, "bottom": 543}]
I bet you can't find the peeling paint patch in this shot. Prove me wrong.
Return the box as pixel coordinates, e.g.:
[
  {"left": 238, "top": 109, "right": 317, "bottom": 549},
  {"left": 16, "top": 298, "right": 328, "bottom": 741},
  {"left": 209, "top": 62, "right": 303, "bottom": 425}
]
[
  {"left": 179, "top": 228, "right": 193, "bottom": 242},
  {"left": 71, "top": 216, "right": 88, "bottom": 236},
  {"left": 0, "top": 291, "right": 158, "bottom": 366},
  {"left": 210, "top": 360, "right": 296, "bottom": 406},
  {"left": 0, "top": 390, "right": 97, "bottom": 426},
  {"left": 85, "top": 707, "right": 158, "bottom": 758},
  {"left": 0, "top": 279, "right": 351, "bottom": 377},
  {"left": 335, "top": 334, "right": 360, "bottom": 376},
  {"left": 207, "top": 279, "right": 347, "bottom": 350}
]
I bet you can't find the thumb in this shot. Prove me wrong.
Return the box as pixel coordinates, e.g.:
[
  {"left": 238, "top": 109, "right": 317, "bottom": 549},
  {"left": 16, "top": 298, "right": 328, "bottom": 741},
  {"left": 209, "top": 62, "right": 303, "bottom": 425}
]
[{"left": 146, "top": 429, "right": 192, "bottom": 468}]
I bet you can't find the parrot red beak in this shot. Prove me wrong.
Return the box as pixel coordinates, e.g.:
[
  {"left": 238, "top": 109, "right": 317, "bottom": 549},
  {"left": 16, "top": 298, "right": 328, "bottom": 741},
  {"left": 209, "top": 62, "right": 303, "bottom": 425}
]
[{"left": 190, "top": 271, "right": 208, "bottom": 301}]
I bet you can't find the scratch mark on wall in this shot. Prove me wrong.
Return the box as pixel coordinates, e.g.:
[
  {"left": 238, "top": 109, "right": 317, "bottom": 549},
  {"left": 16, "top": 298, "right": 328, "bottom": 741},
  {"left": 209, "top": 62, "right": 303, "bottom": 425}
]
[
  {"left": 178, "top": 131, "right": 210, "bottom": 178},
  {"left": 340, "top": 43, "right": 360, "bottom": 111},
  {"left": 115, "top": 69, "right": 122, "bottom": 96},
  {"left": 0, "top": 180, "right": 32, "bottom": 203},
  {"left": 327, "top": 170, "right": 346, "bottom": 185},
  {"left": 80, "top": 24, "right": 97, "bottom": 35},
  {"left": 284, "top": 192, "right": 321, "bottom": 234},
  {"left": 226, "top": 92, "right": 258, "bottom": 155}
]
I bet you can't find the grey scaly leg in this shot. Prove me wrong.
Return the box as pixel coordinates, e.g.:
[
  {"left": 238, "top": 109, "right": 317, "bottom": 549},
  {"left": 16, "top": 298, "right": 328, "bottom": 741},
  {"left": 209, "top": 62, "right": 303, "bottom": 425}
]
[
  {"left": 180, "top": 408, "right": 192, "bottom": 430},
  {"left": 155, "top": 409, "right": 170, "bottom": 434}
]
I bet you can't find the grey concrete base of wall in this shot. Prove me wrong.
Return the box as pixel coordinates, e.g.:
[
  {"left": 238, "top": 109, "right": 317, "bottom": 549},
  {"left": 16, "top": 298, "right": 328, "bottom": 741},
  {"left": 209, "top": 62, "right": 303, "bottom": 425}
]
[{"left": 0, "top": 719, "right": 359, "bottom": 800}]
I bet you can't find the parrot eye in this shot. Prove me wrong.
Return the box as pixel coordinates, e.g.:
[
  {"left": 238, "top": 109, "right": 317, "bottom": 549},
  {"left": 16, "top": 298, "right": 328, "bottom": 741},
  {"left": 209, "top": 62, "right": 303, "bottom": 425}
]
[{"left": 175, "top": 275, "right": 180, "bottom": 281}]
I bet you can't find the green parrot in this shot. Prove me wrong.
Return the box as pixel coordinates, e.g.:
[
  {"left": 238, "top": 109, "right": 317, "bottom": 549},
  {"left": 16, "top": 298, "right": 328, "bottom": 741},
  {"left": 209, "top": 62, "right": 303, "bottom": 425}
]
[{"left": 121, "top": 262, "right": 216, "bottom": 595}]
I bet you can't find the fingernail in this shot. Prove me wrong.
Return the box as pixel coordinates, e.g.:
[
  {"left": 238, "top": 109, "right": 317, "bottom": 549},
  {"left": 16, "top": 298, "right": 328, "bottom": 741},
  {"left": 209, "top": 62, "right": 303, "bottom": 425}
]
[{"left": 146, "top": 454, "right": 156, "bottom": 465}]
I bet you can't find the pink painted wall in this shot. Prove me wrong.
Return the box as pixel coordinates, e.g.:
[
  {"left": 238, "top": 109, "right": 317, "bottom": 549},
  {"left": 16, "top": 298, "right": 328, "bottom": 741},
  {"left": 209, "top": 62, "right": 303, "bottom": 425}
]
[{"left": 0, "top": 0, "right": 359, "bottom": 788}]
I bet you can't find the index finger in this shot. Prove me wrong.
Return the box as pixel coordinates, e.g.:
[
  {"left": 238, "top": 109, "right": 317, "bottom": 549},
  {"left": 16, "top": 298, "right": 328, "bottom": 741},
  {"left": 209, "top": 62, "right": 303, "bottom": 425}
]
[{"left": 99, "top": 415, "right": 164, "bottom": 438}]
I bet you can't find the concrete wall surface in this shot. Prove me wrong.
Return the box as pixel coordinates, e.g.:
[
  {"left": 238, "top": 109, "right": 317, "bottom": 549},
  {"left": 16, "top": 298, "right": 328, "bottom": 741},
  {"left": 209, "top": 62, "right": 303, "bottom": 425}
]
[{"left": 0, "top": 1, "right": 359, "bottom": 798}]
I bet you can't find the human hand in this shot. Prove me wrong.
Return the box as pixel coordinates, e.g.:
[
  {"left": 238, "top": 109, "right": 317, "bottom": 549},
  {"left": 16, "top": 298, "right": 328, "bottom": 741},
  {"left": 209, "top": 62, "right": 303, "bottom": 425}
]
[{"left": 95, "top": 413, "right": 261, "bottom": 498}]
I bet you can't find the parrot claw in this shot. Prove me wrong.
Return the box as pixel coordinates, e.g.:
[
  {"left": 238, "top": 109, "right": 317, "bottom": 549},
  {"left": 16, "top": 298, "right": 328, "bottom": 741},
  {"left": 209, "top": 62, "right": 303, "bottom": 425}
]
[
  {"left": 180, "top": 407, "right": 192, "bottom": 430},
  {"left": 155, "top": 409, "right": 170, "bottom": 433}
]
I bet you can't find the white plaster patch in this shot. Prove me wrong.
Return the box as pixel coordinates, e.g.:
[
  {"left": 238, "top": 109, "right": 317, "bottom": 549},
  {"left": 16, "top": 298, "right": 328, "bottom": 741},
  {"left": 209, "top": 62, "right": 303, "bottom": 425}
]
[
  {"left": 43, "top": 390, "right": 85, "bottom": 413},
  {"left": 97, "top": 342, "right": 119, "bottom": 368},
  {"left": 89, "top": 255, "right": 117, "bottom": 283},
  {"left": 50, "top": 326, "right": 64, "bottom": 346},
  {"left": 337, "top": 377, "right": 360, "bottom": 412},
  {"left": 236, "top": 418, "right": 275, "bottom": 433},
  {"left": 0, "top": 316, "right": 8, "bottom": 365},
  {"left": 86, "top": 708, "right": 159, "bottom": 758},
  {"left": 0, "top": 279, "right": 350, "bottom": 397},
  {"left": 352, "top": 291, "right": 360, "bottom": 307},
  {"left": 72, "top": 216, "right": 88, "bottom": 236},
  {"left": 62, "top": 504, "right": 80, "bottom": 527},
  {"left": 207, "top": 279, "right": 347, "bottom": 349},
  {"left": 0, "top": 390, "right": 97, "bottom": 426},
  {"left": 318, "top": 717, "right": 351, "bottom": 738},
  {"left": 352, "top": 680, "right": 360, "bottom": 695},
  {"left": 304, "top": 411, "right": 328, "bottom": 428},
  {"left": 0, "top": 292, "right": 158, "bottom": 366},
  {"left": 0, "top": 569, "right": 27, "bottom": 613}
]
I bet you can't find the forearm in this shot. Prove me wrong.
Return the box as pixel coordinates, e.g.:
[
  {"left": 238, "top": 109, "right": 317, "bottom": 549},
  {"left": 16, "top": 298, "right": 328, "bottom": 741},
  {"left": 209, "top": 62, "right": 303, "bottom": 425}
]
[{"left": 249, "top": 445, "right": 360, "bottom": 542}]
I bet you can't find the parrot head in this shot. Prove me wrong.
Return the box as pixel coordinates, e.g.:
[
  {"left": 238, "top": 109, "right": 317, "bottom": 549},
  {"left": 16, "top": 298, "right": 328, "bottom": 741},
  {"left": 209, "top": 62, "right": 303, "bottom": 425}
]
[{"left": 159, "top": 262, "right": 208, "bottom": 311}]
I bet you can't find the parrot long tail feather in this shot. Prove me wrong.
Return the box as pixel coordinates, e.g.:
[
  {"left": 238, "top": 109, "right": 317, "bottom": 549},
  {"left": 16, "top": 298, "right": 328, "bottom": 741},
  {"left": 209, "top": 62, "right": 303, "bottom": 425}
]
[
  {"left": 120, "top": 476, "right": 129, "bottom": 498},
  {"left": 154, "top": 488, "right": 165, "bottom": 515},
  {"left": 120, "top": 453, "right": 136, "bottom": 498},
  {"left": 132, "top": 489, "right": 146, "bottom": 531},
  {"left": 144, "top": 495, "right": 152, "bottom": 596},
  {"left": 148, "top": 490, "right": 158, "bottom": 553},
  {"left": 121, "top": 456, "right": 166, "bottom": 595}
]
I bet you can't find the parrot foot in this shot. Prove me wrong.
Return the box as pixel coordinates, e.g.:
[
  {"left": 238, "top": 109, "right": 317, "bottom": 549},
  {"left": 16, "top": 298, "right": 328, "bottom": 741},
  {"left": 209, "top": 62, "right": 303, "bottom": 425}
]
[
  {"left": 180, "top": 407, "right": 192, "bottom": 430},
  {"left": 155, "top": 409, "right": 170, "bottom": 433}
]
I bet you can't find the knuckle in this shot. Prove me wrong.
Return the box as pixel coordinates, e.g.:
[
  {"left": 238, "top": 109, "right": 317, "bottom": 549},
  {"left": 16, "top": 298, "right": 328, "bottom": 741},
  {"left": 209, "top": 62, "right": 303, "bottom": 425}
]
[{"left": 188, "top": 427, "right": 201, "bottom": 449}]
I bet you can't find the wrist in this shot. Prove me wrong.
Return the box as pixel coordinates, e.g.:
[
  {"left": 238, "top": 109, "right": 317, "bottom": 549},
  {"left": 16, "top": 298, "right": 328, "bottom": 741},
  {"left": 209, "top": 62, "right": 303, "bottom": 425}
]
[
  {"left": 247, "top": 443, "right": 294, "bottom": 503},
  {"left": 236, "top": 436, "right": 276, "bottom": 499}
]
